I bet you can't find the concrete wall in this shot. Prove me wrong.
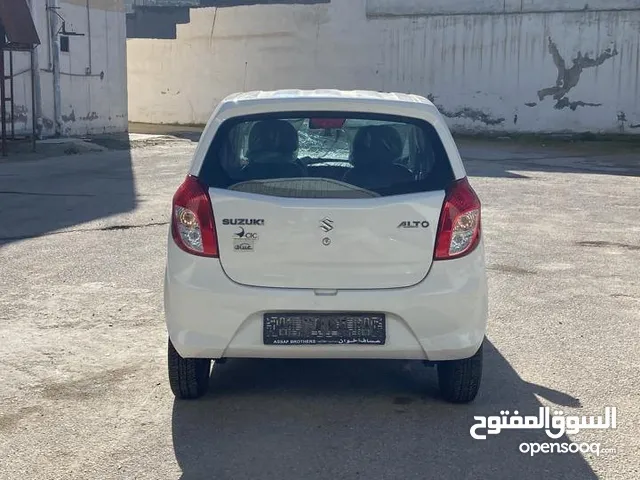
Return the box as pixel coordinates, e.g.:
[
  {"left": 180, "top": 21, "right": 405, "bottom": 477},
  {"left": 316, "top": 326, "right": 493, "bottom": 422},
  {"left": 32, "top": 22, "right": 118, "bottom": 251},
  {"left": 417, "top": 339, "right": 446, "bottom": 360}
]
[
  {"left": 5, "top": 0, "right": 127, "bottom": 137},
  {"left": 126, "top": 0, "right": 640, "bottom": 134}
]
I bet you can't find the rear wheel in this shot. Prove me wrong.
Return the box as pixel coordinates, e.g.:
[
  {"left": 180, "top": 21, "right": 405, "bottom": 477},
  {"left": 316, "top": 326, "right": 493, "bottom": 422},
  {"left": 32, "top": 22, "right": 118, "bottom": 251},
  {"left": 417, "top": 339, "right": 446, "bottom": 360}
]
[
  {"left": 168, "top": 338, "right": 211, "bottom": 399},
  {"left": 437, "top": 341, "right": 483, "bottom": 404}
]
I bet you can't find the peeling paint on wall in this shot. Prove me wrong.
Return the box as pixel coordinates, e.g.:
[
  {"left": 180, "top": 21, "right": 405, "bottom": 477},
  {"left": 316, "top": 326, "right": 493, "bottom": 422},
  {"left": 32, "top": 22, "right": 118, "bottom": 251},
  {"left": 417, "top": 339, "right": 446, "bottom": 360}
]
[
  {"left": 428, "top": 94, "right": 505, "bottom": 126},
  {"left": 443, "top": 106, "right": 505, "bottom": 126},
  {"left": 555, "top": 98, "right": 602, "bottom": 111},
  {"left": 7, "top": 105, "right": 29, "bottom": 124},
  {"left": 537, "top": 37, "right": 618, "bottom": 110},
  {"left": 62, "top": 110, "right": 76, "bottom": 123},
  {"left": 617, "top": 111, "right": 627, "bottom": 132},
  {"left": 80, "top": 112, "right": 100, "bottom": 121}
]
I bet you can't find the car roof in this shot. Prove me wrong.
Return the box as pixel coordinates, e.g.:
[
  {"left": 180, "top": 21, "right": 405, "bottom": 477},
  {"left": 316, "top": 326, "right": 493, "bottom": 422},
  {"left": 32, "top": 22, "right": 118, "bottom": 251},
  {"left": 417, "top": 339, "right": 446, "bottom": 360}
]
[
  {"left": 213, "top": 89, "right": 440, "bottom": 120},
  {"left": 222, "top": 89, "right": 434, "bottom": 106}
]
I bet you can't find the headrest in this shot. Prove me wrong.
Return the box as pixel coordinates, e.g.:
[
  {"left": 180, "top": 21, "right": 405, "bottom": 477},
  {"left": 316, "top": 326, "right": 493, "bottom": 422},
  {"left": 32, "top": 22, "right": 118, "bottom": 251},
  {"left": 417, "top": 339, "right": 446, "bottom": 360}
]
[
  {"left": 350, "top": 125, "right": 403, "bottom": 168},
  {"left": 247, "top": 120, "right": 298, "bottom": 160}
]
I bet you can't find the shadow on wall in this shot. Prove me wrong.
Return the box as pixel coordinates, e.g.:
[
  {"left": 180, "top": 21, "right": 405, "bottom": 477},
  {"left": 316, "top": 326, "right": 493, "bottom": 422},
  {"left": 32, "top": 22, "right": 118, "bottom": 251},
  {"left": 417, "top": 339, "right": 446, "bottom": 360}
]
[
  {"left": 171, "top": 339, "right": 597, "bottom": 480},
  {"left": 126, "top": 0, "right": 330, "bottom": 39},
  {"left": 0, "top": 138, "right": 136, "bottom": 249}
]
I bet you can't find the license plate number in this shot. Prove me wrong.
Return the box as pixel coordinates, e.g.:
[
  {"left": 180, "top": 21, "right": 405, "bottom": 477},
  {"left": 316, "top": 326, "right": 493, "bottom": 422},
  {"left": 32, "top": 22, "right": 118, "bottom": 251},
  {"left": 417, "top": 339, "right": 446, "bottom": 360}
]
[{"left": 263, "top": 312, "right": 386, "bottom": 345}]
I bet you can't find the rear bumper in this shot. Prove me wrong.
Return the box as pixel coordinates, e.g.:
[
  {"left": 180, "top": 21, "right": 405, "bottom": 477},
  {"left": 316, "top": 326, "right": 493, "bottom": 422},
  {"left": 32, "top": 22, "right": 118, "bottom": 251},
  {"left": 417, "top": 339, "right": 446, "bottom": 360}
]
[{"left": 164, "top": 238, "right": 488, "bottom": 361}]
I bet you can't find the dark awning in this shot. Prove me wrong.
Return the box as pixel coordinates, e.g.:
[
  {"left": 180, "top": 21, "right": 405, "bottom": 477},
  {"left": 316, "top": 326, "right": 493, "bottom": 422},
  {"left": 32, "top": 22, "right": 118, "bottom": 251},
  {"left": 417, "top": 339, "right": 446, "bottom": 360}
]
[{"left": 0, "top": 0, "right": 40, "bottom": 49}]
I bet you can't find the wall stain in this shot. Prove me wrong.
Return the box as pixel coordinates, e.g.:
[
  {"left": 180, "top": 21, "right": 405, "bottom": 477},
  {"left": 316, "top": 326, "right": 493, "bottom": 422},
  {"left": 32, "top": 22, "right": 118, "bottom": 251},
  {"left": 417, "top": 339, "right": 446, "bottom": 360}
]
[
  {"left": 537, "top": 37, "right": 618, "bottom": 110},
  {"left": 427, "top": 94, "right": 505, "bottom": 126},
  {"left": 617, "top": 111, "right": 628, "bottom": 132},
  {"left": 10, "top": 105, "right": 29, "bottom": 124},
  {"left": 80, "top": 112, "right": 99, "bottom": 121},
  {"left": 440, "top": 106, "right": 506, "bottom": 126},
  {"left": 555, "top": 98, "right": 602, "bottom": 111},
  {"left": 62, "top": 110, "right": 76, "bottom": 123}
]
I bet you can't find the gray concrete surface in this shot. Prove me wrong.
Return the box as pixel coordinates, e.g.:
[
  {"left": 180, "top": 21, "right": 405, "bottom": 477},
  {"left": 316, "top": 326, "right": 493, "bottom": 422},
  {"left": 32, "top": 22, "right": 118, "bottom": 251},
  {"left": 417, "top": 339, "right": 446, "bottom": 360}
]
[{"left": 0, "top": 135, "right": 638, "bottom": 479}]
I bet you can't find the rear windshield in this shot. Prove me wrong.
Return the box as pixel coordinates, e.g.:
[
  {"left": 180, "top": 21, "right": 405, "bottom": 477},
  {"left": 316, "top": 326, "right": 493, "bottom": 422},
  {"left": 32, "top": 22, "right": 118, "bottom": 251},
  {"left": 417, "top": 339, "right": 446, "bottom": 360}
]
[{"left": 199, "top": 112, "right": 454, "bottom": 199}]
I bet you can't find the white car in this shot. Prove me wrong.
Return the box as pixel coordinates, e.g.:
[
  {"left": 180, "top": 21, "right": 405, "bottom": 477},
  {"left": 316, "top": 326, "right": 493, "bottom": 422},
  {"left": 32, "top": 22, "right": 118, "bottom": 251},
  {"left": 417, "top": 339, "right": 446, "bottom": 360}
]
[{"left": 164, "top": 90, "right": 488, "bottom": 403}]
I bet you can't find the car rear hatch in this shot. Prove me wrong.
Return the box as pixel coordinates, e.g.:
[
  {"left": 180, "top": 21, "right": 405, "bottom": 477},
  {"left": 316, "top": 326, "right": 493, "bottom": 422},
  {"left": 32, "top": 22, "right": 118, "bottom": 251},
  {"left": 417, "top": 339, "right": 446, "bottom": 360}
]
[
  {"left": 211, "top": 189, "right": 445, "bottom": 289},
  {"left": 192, "top": 111, "right": 462, "bottom": 290}
]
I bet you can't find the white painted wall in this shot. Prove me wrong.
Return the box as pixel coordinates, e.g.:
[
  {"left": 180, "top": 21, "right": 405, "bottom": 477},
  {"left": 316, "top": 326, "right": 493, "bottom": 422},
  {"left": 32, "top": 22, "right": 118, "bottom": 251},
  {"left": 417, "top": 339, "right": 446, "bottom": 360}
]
[
  {"left": 367, "top": 0, "right": 640, "bottom": 16},
  {"left": 5, "top": 0, "right": 127, "bottom": 137},
  {"left": 126, "top": 0, "right": 640, "bottom": 134}
]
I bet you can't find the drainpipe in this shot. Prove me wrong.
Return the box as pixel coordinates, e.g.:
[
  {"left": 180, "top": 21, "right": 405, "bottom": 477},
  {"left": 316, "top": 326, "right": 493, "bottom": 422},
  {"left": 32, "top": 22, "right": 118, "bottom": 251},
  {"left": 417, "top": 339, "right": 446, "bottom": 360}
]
[
  {"left": 48, "top": 0, "right": 63, "bottom": 136},
  {"left": 86, "top": 0, "right": 92, "bottom": 74},
  {"left": 28, "top": 0, "right": 43, "bottom": 138}
]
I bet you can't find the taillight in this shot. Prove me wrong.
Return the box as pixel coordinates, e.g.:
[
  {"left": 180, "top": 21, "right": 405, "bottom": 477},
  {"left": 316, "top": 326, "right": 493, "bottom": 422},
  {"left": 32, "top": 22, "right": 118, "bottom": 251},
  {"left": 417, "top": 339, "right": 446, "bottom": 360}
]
[
  {"left": 434, "top": 177, "right": 481, "bottom": 260},
  {"left": 171, "top": 175, "right": 219, "bottom": 257}
]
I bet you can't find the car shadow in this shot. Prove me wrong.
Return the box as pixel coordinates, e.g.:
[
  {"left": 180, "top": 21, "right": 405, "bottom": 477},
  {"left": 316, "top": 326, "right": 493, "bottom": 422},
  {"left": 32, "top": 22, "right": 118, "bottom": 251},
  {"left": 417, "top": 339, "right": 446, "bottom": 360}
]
[
  {"left": 0, "top": 138, "right": 136, "bottom": 248},
  {"left": 171, "top": 339, "right": 596, "bottom": 480}
]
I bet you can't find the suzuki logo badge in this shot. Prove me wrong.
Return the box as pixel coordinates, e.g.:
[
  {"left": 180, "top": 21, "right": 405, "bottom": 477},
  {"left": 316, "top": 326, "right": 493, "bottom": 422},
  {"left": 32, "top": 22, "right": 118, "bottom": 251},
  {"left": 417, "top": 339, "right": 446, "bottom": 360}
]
[{"left": 319, "top": 217, "right": 334, "bottom": 233}]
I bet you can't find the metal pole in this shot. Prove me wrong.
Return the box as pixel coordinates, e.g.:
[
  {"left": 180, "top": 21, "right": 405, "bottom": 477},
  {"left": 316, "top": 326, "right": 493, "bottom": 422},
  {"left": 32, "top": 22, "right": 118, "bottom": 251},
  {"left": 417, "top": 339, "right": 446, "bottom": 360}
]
[
  {"left": 29, "top": 0, "right": 43, "bottom": 139},
  {"left": 9, "top": 50, "right": 14, "bottom": 139},
  {"left": 86, "top": 0, "right": 92, "bottom": 74},
  {"left": 1, "top": 38, "right": 7, "bottom": 156},
  {"left": 31, "top": 48, "right": 36, "bottom": 151},
  {"left": 48, "top": 0, "right": 62, "bottom": 136}
]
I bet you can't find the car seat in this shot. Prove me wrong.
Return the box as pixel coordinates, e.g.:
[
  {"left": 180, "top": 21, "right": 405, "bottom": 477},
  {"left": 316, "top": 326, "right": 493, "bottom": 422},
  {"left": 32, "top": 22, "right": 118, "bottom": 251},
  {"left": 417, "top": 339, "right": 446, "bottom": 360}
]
[
  {"left": 242, "top": 120, "right": 307, "bottom": 180},
  {"left": 343, "top": 125, "right": 414, "bottom": 190}
]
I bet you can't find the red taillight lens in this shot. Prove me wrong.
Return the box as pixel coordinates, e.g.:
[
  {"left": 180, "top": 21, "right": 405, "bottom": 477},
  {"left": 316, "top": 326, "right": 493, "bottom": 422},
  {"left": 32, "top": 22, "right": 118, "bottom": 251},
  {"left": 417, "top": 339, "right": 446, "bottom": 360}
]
[
  {"left": 434, "top": 177, "right": 481, "bottom": 260},
  {"left": 171, "top": 175, "right": 219, "bottom": 257}
]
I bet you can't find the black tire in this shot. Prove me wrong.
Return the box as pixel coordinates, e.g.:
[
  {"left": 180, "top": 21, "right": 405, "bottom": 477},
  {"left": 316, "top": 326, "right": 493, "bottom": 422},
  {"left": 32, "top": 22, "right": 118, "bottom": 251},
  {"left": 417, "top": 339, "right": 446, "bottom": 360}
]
[
  {"left": 437, "top": 341, "right": 483, "bottom": 404},
  {"left": 168, "top": 338, "right": 211, "bottom": 399}
]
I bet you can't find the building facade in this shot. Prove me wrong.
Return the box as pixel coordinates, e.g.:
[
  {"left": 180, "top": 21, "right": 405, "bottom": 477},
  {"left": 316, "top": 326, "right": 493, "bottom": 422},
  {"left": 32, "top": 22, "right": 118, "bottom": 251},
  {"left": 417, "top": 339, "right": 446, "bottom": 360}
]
[
  {"left": 3, "top": 0, "right": 127, "bottom": 138},
  {"left": 126, "top": 0, "right": 640, "bottom": 134}
]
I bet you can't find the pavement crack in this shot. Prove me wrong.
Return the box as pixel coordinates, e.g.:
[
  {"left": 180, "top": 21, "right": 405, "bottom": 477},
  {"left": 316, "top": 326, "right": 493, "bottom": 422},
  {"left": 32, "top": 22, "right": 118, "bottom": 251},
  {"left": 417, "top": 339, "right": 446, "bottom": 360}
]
[
  {"left": 0, "top": 190, "right": 94, "bottom": 197},
  {"left": 576, "top": 241, "right": 640, "bottom": 251},
  {"left": 488, "top": 264, "right": 537, "bottom": 275},
  {"left": 0, "top": 222, "right": 169, "bottom": 242},
  {"left": 98, "top": 222, "right": 168, "bottom": 231}
]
